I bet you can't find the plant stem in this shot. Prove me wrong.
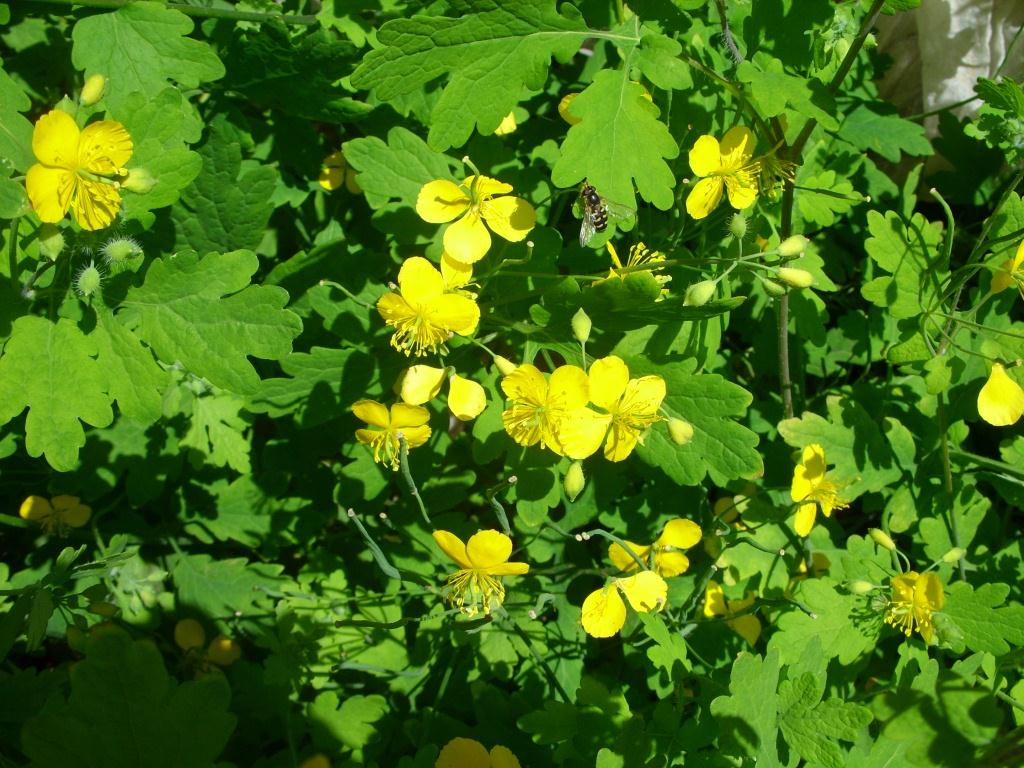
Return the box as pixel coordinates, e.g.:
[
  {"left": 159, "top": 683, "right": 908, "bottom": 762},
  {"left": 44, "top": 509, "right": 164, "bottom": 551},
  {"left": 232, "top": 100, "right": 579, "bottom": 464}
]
[
  {"left": 7, "top": 218, "right": 19, "bottom": 280},
  {"left": 398, "top": 435, "right": 432, "bottom": 528},
  {"left": 27, "top": 0, "right": 318, "bottom": 25},
  {"left": 936, "top": 394, "right": 966, "bottom": 581}
]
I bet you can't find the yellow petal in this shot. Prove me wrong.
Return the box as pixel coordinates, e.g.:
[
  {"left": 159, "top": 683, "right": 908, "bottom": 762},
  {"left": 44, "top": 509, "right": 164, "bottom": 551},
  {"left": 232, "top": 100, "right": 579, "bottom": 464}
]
[
  {"left": 398, "top": 424, "right": 431, "bottom": 448},
  {"left": 416, "top": 179, "right": 468, "bottom": 223},
  {"left": 724, "top": 175, "right": 758, "bottom": 210},
  {"left": 703, "top": 580, "right": 727, "bottom": 618},
  {"left": 26, "top": 164, "right": 75, "bottom": 223},
  {"left": 616, "top": 571, "right": 668, "bottom": 613},
  {"left": 608, "top": 541, "right": 650, "bottom": 572},
  {"left": 71, "top": 177, "right": 122, "bottom": 230},
  {"left": 688, "top": 134, "right": 722, "bottom": 177},
  {"left": 718, "top": 126, "right": 755, "bottom": 170},
  {"left": 581, "top": 585, "right": 627, "bottom": 638},
  {"left": 729, "top": 611, "right": 762, "bottom": 646},
  {"left": 657, "top": 518, "right": 702, "bottom": 550},
  {"left": 489, "top": 745, "right": 522, "bottom": 768},
  {"left": 556, "top": 408, "right": 610, "bottom": 460},
  {"left": 493, "top": 112, "right": 518, "bottom": 136},
  {"left": 588, "top": 356, "right": 629, "bottom": 410},
  {"left": 78, "top": 119, "right": 132, "bottom": 173},
  {"left": 978, "top": 363, "right": 1024, "bottom": 426},
  {"left": 449, "top": 374, "right": 486, "bottom": 421},
  {"left": 425, "top": 293, "right": 480, "bottom": 336},
  {"left": 396, "top": 365, "right": 447, "bottom": 405},
  {"left": 466, "top": 529, "right": 513, "bottom": 569},
  {"left": 548, "top": 365, "right": 590, "bottom": 410},
  {"left": 501, "top": 364, "right": 547, "bottom": 403},
  {"left": 318, "top": 166, "right": 344, "bottom": 191},
  {"left": 654, "top": 551, "right": 690, "bottom": 577},
  {"left": 432, "top": 530, "right": 472, "bottom": 569},
  {"left": 602, "top": 420, "right": 642, "bottom": 462},
  {"left": 376, "top": 291, "right": 417, "bottom": 326},
  {"left": 465, "top": 174, "right": 512, "bottom": 198},
  {"left": 397, "top": 256, "right": 445, "bottom": 307},
  {"left": 619, "top": 375, "right": 666, "bottom": 416},
  {"left": 801, "top": 444, "right": 827, "bottom": 481},
  {"left": 685, "top": 176, "right": 724, "bottom": 219},
  {"left": 794, "top": 501, "right": 817, "bottom": 537},
  {"left": 441, "top": 252, "right": 473, "bottom": 288},
  {"left": 352, "top": 399, "right": 390, "bottom": 427},
  {"left": 19, "top": 495, "right": 54, "bottom": 521},
  {"left": 390, "top": 402, "right": 431, "bottom": 430},
  {"left": 32, "top": 110, "right": 79, "bottom": 168},
  {"left": 487, "top": 560, "right": 530, "bottom": 576},
  {"left": 919, "top": 571, "right": 945, "bottom": 611},
  {"left": 436, "top": 737, "right": 491, "bottom": 768},
  {"left": 481, "top": 196, "right": 536, "bottom": 242},
  {"left": 444, "top": 211, "right": 492, "bottom": 264},
  {"left": 51, "top": 495, "right": 91, "bottom": 527}
]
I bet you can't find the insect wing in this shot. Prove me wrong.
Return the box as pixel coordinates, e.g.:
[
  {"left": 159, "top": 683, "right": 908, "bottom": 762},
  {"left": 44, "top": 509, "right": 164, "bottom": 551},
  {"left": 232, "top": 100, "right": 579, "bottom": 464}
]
[
  {"left": 579, "top": 209, "right": 598, "bottom": 247},
  {"left": 601, "top": 198, "right": 637, "bottom": 224}
]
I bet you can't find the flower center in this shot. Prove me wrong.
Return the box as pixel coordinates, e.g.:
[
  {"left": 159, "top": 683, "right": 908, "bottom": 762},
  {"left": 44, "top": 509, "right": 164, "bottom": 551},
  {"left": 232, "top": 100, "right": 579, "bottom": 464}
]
[{"left": 444, "top": 568, "right": 505, "bottom": 616}]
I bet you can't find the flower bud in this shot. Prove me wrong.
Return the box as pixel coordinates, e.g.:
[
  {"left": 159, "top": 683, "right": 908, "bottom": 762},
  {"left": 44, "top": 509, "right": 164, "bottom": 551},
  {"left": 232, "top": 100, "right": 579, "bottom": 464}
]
[
  {"left": 75, "top": 262, "right": 102, "bottom": 298},
  {"left": 777, "top": 235, "right": 808, "bottom": 258},
  {"left": 762, "top": 278, "right": 787, "bottom": 297},
  {"left": 727, "top": 213, "right": 747, "bottom": 240},
  {"left": 684, "top": 280, "right": 716, "bottom": 307},
  {"left": 571, "top": 307, "right": 592, "bottom": 343},
  {"left": 668, "top": 418, "right": 694, "bottom": 445},
  {"left": 494, "top": 355, "right": 518, "bottom": 376},
  {"left": 80, "top": 74, "right": 107, "bottom": 106},
  {"left": 777, "top": 267, "right": 814, "bottom": 289},
  {"left": 563, "top": 461, "right": 585, "bottom": 502},
  {"left": 101, "top": 235, "right": 143, "bottom": 273},
  {"left": 942, "top": 547, "right": 966, "bottom": 564},
  {"left": 121, "top": 168, "right": 156, "bottom": 194},
  {"left": 846, "top": 580, "right": 876, "bottom": 595},
  {"left": 37, "top": 224, "right": 64, "bottom": 261},
  {"left": 868, "top": 528, "right": 897, "bottom": 552}
]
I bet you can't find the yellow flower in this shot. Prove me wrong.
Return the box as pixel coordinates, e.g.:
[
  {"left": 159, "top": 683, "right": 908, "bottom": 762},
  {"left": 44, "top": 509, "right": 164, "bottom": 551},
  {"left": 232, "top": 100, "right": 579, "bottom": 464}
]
[
  {"left": 608, "top": 518, "right": 702, "bottom": 577},
  {"left": 318, "top": 150, "right": 360, "bottom": 193},
  {"left": 597, "top": 241, "right": 671, "bottom": 296},
  {"left": 790, "top": 443, "right": 847, "bottom": 536},
  {"left": 583, "top": 356, "right": 666, "bottom": 461},
  {"left": 704, "top": 580, "right": 761, "bottom": 646},
  {"left": 581, "top": 571, "right": 668, "bottom": 638},
  {"left": 883, "top": 571, "right": 944, "bottom": 644},
  {"left": 352, "top": 400, "right": 432, "bottom": 470},
  {"left": 436, "top": 737, "right": 522, "bottom": 768},
  {"left": 19, "top": 495, "right": 91, "bottom": 534},
  {"left": 685, "top": 126, "right": 760, "bottom": 220},
  {"left": 377, "top": 257, "right": 480, "bottom": 356},
  {"left": 433, "top": 529, "right": 529, "bottom": 617},
  {"left": 416, "top": 173, "right": 536, "bottom": 265},
  {"left": 992, "top": 239, "right": 1024, "bottom": 297},
  {"left": 395, "top": 365, "right": 487, "bottom": 421},
  {"left": 26, "top": 109, "right": 132, "bottom": 230},
  {"left": 500, "top": 363, "right": 605, "bottom": 458},
  {"left": 977, "top": 362, "right": 1024, "bottom": 426},
  {"left": 299, "top": 756, "right": 331, "bottom": 768}
]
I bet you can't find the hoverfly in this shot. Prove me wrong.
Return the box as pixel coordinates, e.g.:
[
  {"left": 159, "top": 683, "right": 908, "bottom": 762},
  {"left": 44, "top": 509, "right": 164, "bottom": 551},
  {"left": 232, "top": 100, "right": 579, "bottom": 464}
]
[{"left": 577, "top": 181, "right": 636, "bottom": 247}]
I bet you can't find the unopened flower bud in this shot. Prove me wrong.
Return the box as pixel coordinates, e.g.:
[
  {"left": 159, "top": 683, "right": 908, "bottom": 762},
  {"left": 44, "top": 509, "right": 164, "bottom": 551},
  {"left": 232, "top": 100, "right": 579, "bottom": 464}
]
[
  {"left": 777, "top": 267, "right": 814, "bottom": 289},
  {"left": 777, "top": 235, "right": 808, "bottom": 258},
  {"left": 121, "top": 168, "right": 156, "bottom": 194},
  {"left": 80, "top": 74, "right": 106, "bottom": 106},
  {"left": 727, "top": 213, "right": 747, "bottom": 240},
  {"left": 101, "top": 235, "right": 143, "bottom": 273},
  {"left": 571, "top": 308, "right": 592, "bottom": 343},
  {"left": 762, "top": 278, "right": 787, "bottom": 297},
  {"left": 846, "top": 580, "right": 876, "bottom": 595},
  {"left": 684, "top": 280, "right": 716, "bottom": 307},
  {"left": 868, "top": 528, "right": 897, "bottom": 552},
  {"left": 494, "top": 355, "right": 518, "bottom": 376},
  {"left": 75, "top": 262, "right": 102, "bottom": 298},
  {"left": 37, "top": 224, "right": 64, "bottom": 261},
  {"left": 668, "top": 418, "right": 694, "bottom": 445},
  {"left": 942, "top": 547, "right": 966, "bottom": 564},
  {"left": 563, "top": 461, "right": 585, "bottom": 502}
]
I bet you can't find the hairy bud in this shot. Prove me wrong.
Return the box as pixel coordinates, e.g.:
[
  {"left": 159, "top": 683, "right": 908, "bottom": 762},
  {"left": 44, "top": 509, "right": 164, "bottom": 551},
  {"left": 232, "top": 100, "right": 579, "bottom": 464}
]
[
  {"left": 777, "top": 235, "right": 808, "bottom": 258},
  {"left": 684, "top": 280, "right": 717, "bottom": 307}
]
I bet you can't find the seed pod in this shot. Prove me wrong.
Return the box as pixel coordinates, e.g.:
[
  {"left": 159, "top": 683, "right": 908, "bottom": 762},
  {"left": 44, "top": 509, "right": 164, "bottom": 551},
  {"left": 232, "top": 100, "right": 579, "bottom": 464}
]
[{"left": 762, "top": 278, "right": 787, "bottom": 297}]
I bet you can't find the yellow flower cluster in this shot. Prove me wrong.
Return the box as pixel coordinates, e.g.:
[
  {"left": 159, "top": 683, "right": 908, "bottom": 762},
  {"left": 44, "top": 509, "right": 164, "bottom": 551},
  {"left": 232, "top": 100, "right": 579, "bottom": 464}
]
[{"left": 500, "top": 356, "right": 666, "bottom": 462}]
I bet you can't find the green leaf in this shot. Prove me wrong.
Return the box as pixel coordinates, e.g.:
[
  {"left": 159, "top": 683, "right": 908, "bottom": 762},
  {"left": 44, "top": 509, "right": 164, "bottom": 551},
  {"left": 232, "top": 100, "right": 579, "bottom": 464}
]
[
  {"left": 179, "top": 390, "right": 251, "bottom": 473},
  {"left": 861, "top": 210, "right": 945, "bottom": 319},
  {"left": 172, "top": 117, "right": 278, "bottom": 253},
  {"left": 552, "top": 69, "right": 678, "bottom": 211},
  {"left": 778, "top": 672, "right": 872, "bottom": 768},
  {"left": 0, "top": 176, "right": 29, "bottom": 219},
  {"left": 630, "top": 359, "right": 762, "bottom": 485},
  {"left": 223, "top": 26, "right": 371, "bottom": 122},
  {"left": 351, "top": 0, "right": 586, "bottom": 149},
  {"left": 976, "top": 76, "right": 1024, "bottom": 116},
  {"left": 21, "top": 627, "right": 235, "bottom": 768},
  {"left": 120, "top": 249, "right": 302, "bottom": 395},
  {"left": 795, "top": 169, "right": 862, "bottom": 230},
  {"left": 709, "top": 648, "right": 781, "bottom": 767},
  {"left": 633, "top": 33, "right": 692, "bottom": 91},
  {"left": 942, "top": 581, "right": 1024, "bottom": 656},
  {"left": 71, "top": 2, "right": 223, "bottom": 113},
  {"left": 182, "top": 476, "right": 275, "bottom": 547},
  {"left": 839, "top": 105, "right": 933, "bottom": 162},
  {"left": 768, "top": 579, "right": 880, "bottom": 665},
  {"left": 343, "top": 127, "right": 455, "bottom": 210},
  {"left": 170, "top": 553, "right": 286, "bottom": 618},
  {"left": 737, "top": 52, "right": 839, "bottom": 132},
  {"left": 0, "top": 64, "right": 33, "bottom": 173},
  {"left": 93, "top": 306, "right": 169, "bottom": 425},
  {"left": 0, "top": 316, "right": 113, "bottom": 471},
  {"left": 308, "top": 692, "right": 387, "bottom": 755}
]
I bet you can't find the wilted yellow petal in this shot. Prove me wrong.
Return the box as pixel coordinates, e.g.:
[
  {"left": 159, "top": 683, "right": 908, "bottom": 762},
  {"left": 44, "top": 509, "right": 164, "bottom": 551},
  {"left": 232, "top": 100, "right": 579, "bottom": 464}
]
[
  {"left": 449, "top": 374, "right": 486, "bottom": 421},
  {"left": 581, "top": 585, "right": 627, "bottom": 638},
  {"left": 978, "top": 363, "right": 1024, "bottom": 426}
]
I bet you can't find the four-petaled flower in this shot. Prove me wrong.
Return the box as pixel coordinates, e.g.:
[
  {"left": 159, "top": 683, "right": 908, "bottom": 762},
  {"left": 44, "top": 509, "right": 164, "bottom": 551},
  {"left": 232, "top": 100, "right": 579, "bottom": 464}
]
[
  {"left": 19, "top": 495, "right": 92, "bottom": 535},
  {"left": 992, "top": 239, "right": 1024, "bottom": 299},
  {"left": 884, "top": 571, "right": 944, "bottom": 644},
  {"left": 596, "top": 241, "right": 671, "bottom": 298},
  {"left": 352, "top": 399, "right": 431, "bottom": 470},
  {"left": 790, "top": 443, "right": 847, "bottom": 536},
  {"left": 317, "top": 150, "right": 360, "bottom": 193},
  {"left": 977, "top": 362, "right": 1024, "bottom": 426},
  {"left": 608, "top": 518, "right": 702, "bottom": 577},
  {"left": 436, "top": 737, "right": 522, "bottom": 768},
  {"left": 685, "top": 126, "right": 760, "bottom": 220},
  {"left": 396, "top": 365, "right": 487, "bottom": 422},
  {"left": 432, "top": 529, "right": 529, "bottom": 617},
  {"left": 704, "top": 580, "right": 761, "bottom": 646},
  {"left": 416, "top": 174, "right": 536, "bottom": 265},
  {"left": 377, "top": 256, "right": 480, "bottom": 356},
  {"left": 26, "top": 109, "right": 133, "bottom": 231},
  {"left": 582, "top": 355, "right": 666, "bottom": 461},
  {"left": 581, "top": 571, "right": 668, "bottom": 638}
]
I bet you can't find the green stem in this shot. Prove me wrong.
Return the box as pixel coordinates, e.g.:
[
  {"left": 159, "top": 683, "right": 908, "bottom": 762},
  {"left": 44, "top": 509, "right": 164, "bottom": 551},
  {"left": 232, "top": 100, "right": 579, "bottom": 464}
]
[
  {"left": 342, "top": 507, "right": 402, "bottom": 581},
  {"left": 950, "top": 449, "right": 1024, "bottom": 480},
  {"left": 319, "top": 279, "right": 374, "bottom": 309},
  {"left": 27, "top": 0, "right": 319, "bottom": 25},
  {"left": 936, "top": 394, "right": 966, "bottom": 581},
  {"left": 398, "top": 435, "right": 431, "bottom": 528},
  {"left": 484, "top": 476, "right": 517, "bottom": 536},
  {"left": 7, "top": 217, "right": 19, "bottom": 282}
]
